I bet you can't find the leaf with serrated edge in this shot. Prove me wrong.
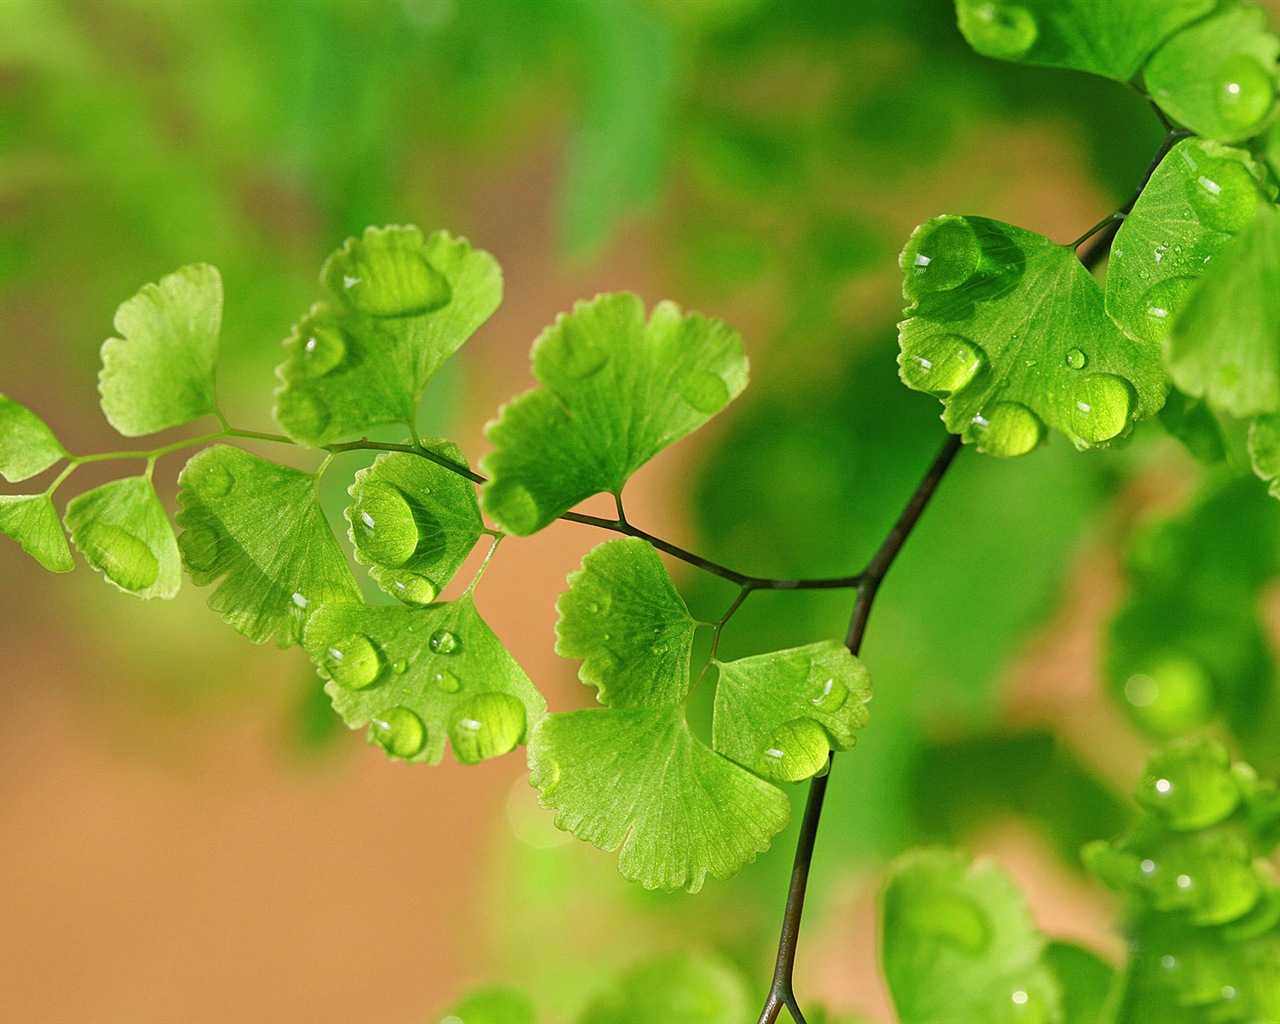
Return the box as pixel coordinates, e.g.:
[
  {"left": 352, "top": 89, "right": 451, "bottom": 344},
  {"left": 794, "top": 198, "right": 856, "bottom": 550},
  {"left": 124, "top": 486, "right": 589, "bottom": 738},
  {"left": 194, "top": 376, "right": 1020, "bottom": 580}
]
[
  {"left": 175, "top": 445, "right": 360, "bottom": 646},
  {"left": 577, "top": 951, "right": 753, "bottom": 1024},
  {"left": 1250, "top": 413, "right": 1280, "bottom": 496},
  {"left": 65, "top": 476, "right": 181, "bottom": 598},
  {"left": 345, "top": 441, "right": 483, "bottom": 606},
  {"left": 0, "top": 495, "right": 73, "bottom": 572},
  {"left": 1107, "top": 140, "right": 1271, "bottom": 346},
  {"left": 555, "top": 537, "right": 697, "bottom": 708},
  {"left": 304, "top": 595, "right": 545, "bottom": 765},
  {"left": 1167, "top": 203, "right": 1280, "bottom": 418},
  {"left": 482, "top": 292, "right": 747, "bottom": 535},
  {"left": 0, "top": 394, "right": 66, "bottom": 482},
  {"left": 98, "top": 264, "right": 221, "bottom": 437},
  {"left": 881, "top": 848, "right": 1062, "bottom": 1024},
  {"left": 274, "top": 227, "right": 501, "bottom": 447},
  {"left": 1146, "top": 4, "right": 1280, "bottom": 145},
  {"left": 713, "top": 640, "right": 871, "bottom": 784},
  {"left": 898, "top": 215, "right": 1167, "bottom": 455},
  {"left": 955, "top": 0, "right": 1212, "bottom": 82},
  {"left": 528, "top": 706, "right": 789, "bottom": 893}
]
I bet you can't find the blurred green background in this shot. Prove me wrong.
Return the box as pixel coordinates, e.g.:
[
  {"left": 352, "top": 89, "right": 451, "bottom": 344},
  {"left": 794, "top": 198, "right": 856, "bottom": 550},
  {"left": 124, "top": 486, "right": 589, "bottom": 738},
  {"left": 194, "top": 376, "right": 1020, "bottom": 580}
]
[{"left": 2, "top": 1, "right": 1279, "bottom": 1021}]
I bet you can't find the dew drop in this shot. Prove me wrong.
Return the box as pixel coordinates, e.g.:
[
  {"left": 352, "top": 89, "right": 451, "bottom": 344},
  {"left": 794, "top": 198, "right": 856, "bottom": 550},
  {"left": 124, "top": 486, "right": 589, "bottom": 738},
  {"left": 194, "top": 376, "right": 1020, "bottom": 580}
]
[
  {"left": 331, "top": 243, "right": 451, "bottom": 319},
  {"left": 973, "top": 402, "right": 1044, "bottom": 458},
  {"left": 903, "top": 217, "right": 982, "bottom": 292},
  {"left": 1065, "top": 348, "right": 1087, "bottom": 370},
  {"left": 429, "top": 628, "right": 461, "bottom": 655},
  {"left": 1187, "top": 156, "right": 1261, "bottom": 234},
  {"left": 79, "top": 523, "right": 159, "bottom": 592},
  {"left": 1139, "top": 739, "right": 1241, "bottom": 830},
  {"left": 277, "top": 390, "right": 331, "bottom": 438},
  {"left": 324, "top": 633, "right": 383, "bottom": 689},
  {"left": 390, "top": 574, "right": 437, "bottom": 606},
  {"left": 1215, "top": 54, "right": 1274, "bottom": 135},
  {"left": 1069, "top": 373, "right": 1136, "bottom": 444},
  {"left": 555, "top": 331, "right": 608, "bottom": 380},
  {"left": 350, "top": 482, "right": 419, "bottom": 568},
  {"left": 900, "top": 334, "right": 987, "bottom": 395},
  {"left": 678, "top": 369, "right": 731, "bottom": 414},
  {"left": 810, "top": 675, "right": 849, "bottom": 712},
  {"left": 959, "top": 2, "right": 1037, "bottom": 59},
  {"left": 300, "top": 325, "right": 347, "bottom": 378},
  {"left": 179, "top": 526, "right": 220, "bottom": 573},
  {"left": 1136, "top": 276, "right": 1196, "bottom": 343},
  {"left": 203, "top": 463, "right": 234, "bottom": 497},
  {"left": 369, "top": 707, "right": 427, "bottom": 759},
  {"left": 433, "top": 668, "right": 461, "bottom": 693},
  {"left": 392, "top": 660, "right": 407, "bottom": 675},
  {"left": 756, "top": 718, "right": 830, "bottom": 783},
  {"left": 449, "top": 693, "right": 527, "bottom": 764}
]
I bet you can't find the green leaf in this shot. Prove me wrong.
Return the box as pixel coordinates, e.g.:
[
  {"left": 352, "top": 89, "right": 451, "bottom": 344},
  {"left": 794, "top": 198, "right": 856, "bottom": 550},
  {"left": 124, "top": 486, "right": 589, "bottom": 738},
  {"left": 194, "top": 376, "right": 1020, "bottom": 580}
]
[
  {"left": 954, "top": 0, "right": 1212, "bottom": 82},
  {"left": 881, "top": 848, "right": 1062, "bottom": 1024},
  {"left": 530, "top": 536, "right": 789, "bottom": 891},
  {"left": 64, "top": 475, "right": 181, "bottom": 598},
  {"left": 713, "top": 640, "right": 871, "bottom": 783},
  {"left": 1249, "top": 412, "right": 1280, "bottom": 495},
  {"left": 0, "top": 494, "right": 73, "bottom": 572},
  {"left": 577, "top": 951, "right": 753, "bottom": 1024},
  {"left": 1105, "top": 139, "right": 1271, "bottom": 346},
  {"left": 1043, "top": 942, "right": 1115, "bottom": 1024},
  {"left": 1145, "top": 3, "right": 1280, "bottom": 145},
  {"left": 436, "top": 986, "right": 536, "bottom": 1024},
  {"left": 175, "top": 445, "right": 361, "bottom": 646},
  {"left": 98, "top": 264, "right": 222, "bottom": 437},
  {"left": 303, "top": 594, "right": 545, "bottom": 765},
  {"left": 345, "top": 442, "right": 484, "bottom": 606},
  {"left": 1135, "top": 738, "right": 1241, "bottom": 832},
  {"left": 1159, "top": 389, "right": 1228, "bottom": 465},
  {"left": 482, "top": 293, "right": 747, "bottom": 534},
  {"left": 554, "top": 536, "right": 697, "bottom": 708},
  {"left": 1167, "top": 203, "right": 1280, "bottom": 418},
  {"left": 528, "top": 705, "right": 789, "bottom": 893},
  {"left": 0, "top": 394, "right": 66, "bottom": 482},
  {"left": 898, "top": 215, "right": 1167, "bottom": 454},
  {"left": 274, "top": 227, "right": 501, "bottom": 447}
]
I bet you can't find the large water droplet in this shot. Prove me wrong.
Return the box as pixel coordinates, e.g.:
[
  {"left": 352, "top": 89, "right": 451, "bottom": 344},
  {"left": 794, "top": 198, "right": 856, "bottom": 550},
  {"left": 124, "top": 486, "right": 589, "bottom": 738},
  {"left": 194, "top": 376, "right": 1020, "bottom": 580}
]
[
  {"left": 1065, "top": 348, "right": 1087, "bottom": 370},
  {"left": 203, "top": 463, "right": 234, "bottom": 497},
  {"left": 300, "top": 324, "right": 347, "bottom": 379},
  {"left": 179, "top": 526, "right": 220, "bottom": 573},
  {"left": 429, "top": 628, "right": 461, "bottom": 655},
  {"left": 1137, "top": 276, "right": 1196, "bottom": 343},
  {"left": 1069, "top": 373, "right": 1136, "bottom": 444},
  {"left": 433, "top": 668, "right": 461, "bottom": 693},
  {"left": 331, "top": 244, "right": 451, "bottom": 319},
  {"left": 973, "top": 402, "right": 1044, "bottom": 457},
  {"left": 278, "top": 390, "right": 331, "bottom": 438},
  {"left": 1187, "top": 156, "right": 1261, "bottom": 234},
  {"left": 810, "top": 675, "right": 849, "bottom": 712},
  {"left": 1138, "top": 740, "right": 1240, "bottom": 830},
  {"left": 325, "top": 633, "right": 383, "bottom": 689},
  {"left": 79, "top": 523, "right": 159, "bottom": 592},
  {"left": 756, "top": 718, "right": 830, "bottom": 783},
  {"left": 390, "top": 574, "right": 437, "bottom": 606},
  {"left": 369, "top": 707, "right": 427, "bottom": 759},
  {"left": 900, "top": 334, "right": 986, "bottom": 395},
  {"left": 350, "top": 481, "right": 418, "bottom": 568},
  {"left": 1215, "top": 55, "right": 1274, "bottom": 136},
  {"left": 961, "top": 2, "right": 1037, "bottom": 58},
  {"left": 678, "top": 370, "right": 731, "bottom": 414},
  {"left": 449, "top": 693, "right": 527, "bottom": 764},
  {"left": 903, "top": 218, "right": 982, "bottom": 292}
]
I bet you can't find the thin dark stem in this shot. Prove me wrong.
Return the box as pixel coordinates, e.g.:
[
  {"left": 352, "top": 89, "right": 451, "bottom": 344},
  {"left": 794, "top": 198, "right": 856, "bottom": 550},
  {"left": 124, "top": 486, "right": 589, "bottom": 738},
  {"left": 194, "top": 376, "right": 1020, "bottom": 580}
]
[{"left": 759, "top": 432, "right": 963, "bottom": 1024}]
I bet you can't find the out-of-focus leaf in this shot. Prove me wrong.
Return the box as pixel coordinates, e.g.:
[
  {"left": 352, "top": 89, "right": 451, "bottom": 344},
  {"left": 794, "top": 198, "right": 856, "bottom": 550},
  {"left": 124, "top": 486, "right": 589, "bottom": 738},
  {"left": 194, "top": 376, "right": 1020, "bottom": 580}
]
[
  {"left": 0, "top": 494, "right": 73, "bottom": 572},
  {"left": 577, "top": 951, "right": 753, "bottom": 1024},
  {"left": 0, "top": 394, "right": 66, "bottom": 482}
]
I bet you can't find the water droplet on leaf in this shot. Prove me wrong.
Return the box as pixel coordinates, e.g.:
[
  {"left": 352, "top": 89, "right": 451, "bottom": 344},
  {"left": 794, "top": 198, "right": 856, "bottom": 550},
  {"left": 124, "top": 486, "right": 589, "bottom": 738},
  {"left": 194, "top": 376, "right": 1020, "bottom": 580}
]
[
  {"left": 331, "top": 245, "right": 450, "bottom": 319},
  {"left": 810, "top": 675, "right": 848, "bottom": 712},
  {"left": 369, "top": 707, "right": 427, "bottom": 759},
  {"left": 1137, "top": 276, "right": 1197, "bottom": 343},
  {"left": 900, "top": 334, "right": 986, "bottom": 395},
  {"left": 325, "top": 633, "right": 383, "bottom": 689},
  {"left": 1069, "top": 373, "right": 1136, "bottom": 444},
  {"left": 903, "top": 218, "right": 983, "bottom": 292},
  {"left": 429, "top": 628, "right": 460, "bottom": 655},
  {"left": 278, "top": 390, "right": 331, "bottom": 438},
  {"left": 390, "top": 575, "right": 437, "bottom": 606},
  {"left": 959, "top": 2, "right": 1037, "bottom": 59},
  {"left": 433, "top": 668, "right": 461, "bottom": 693},
  {"left": 677, "top": 370, "right": 731, "bottom": 414},
  {"left": 756, "top": 718, "right": 830, "bottom": 783},
  {"left": 1187, "top": 156, "right": 1261, "bottom": 234},
  {"left": 203, "top": 463, "right": 234, "bottom": 497},
  {"left": 350, "top": 482, "right": 418, "bottom": 568},
  {"left": 300, "top": 325, "right": 347, "bottom": 378},
  {"left": 1215, "top": 55, "right": 1274, "bottom": 135},
  {"left": 79, "top": 523, "right": 159, "bottom": 592},
  {"left": 1138, "top": 739, "right": 1240, "bottom": 829},
  {"left": 973, "top": 402, "right": 1044, "bottom": 457},
  {"left": 1065, "top": 348, "right": 1087, "bottom": 370},
  {"left": 449, "top": 693, "right": 526, "bottom": 764},
  {"left": 179, "top": 526, "right": 220, "bottom": 573}
]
